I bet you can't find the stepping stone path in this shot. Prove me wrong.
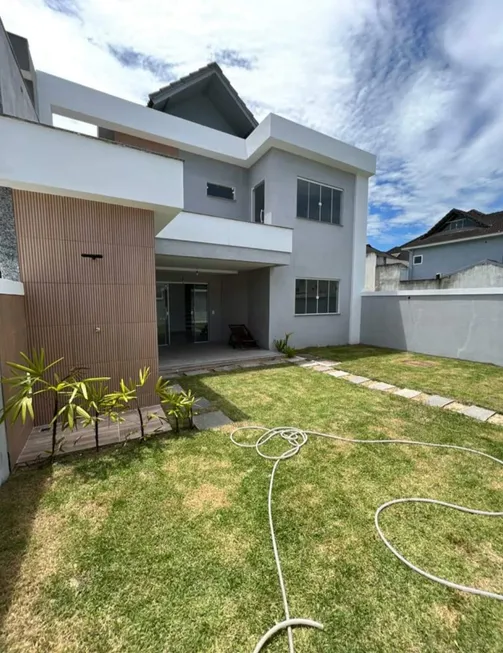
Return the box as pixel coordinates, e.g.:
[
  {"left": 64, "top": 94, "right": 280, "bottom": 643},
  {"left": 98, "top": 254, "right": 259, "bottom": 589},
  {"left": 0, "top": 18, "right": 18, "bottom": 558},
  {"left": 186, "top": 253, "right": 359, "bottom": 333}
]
[
  {"left": 184, "top": 368, "right": 211, "bottom": 376},
  {"left": 194, "top": 397, "right": 212, "bottom": 410},
  {"left": 326, "top": 369, "right": 350, "bottom": 378},
  {"left": 459, "top": 405, "right": 496, "bottom": 421},
  {"left": 294, "top": 356, "right": 503, "bottom": 427},
  {"left": 426, "top": 395, "right": 454, "bottom": 408},
  {"left": 193, "top": 411, "right": 233, "bottom": 430},
  {"left": 393, "top": 388, "right": 421, "bottom": 399},
  {"left": 170, "top": 383, "right": 184, "bottom": 394},
  {"left": 346, "top": 375, "right": 370, "bottom": 385},
  {"left": 366, "top": 381, "right": 396, "bottom": 392}
]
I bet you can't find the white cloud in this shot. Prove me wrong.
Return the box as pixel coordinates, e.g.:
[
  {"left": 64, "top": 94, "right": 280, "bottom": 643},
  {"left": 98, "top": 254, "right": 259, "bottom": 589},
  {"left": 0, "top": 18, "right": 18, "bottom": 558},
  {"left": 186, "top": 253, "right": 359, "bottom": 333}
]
[{"left": 3, "top": 0, "right": 503, "bottom": 248}]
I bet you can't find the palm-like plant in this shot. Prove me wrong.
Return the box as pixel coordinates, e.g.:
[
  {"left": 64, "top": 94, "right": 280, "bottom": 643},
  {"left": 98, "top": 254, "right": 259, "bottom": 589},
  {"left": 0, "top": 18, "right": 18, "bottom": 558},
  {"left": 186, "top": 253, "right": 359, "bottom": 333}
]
[
  {"left": 0, "top": 349, "right": 61, "bottom": 425},
  {"left": 155, "top": 377, "right": 196, "bottom": 433},
  {"left": 70, "top": 379, "right": 116, "bottom": 452},
  {"left": 107, "top": 367, "right": 151, "bottom": 440}
]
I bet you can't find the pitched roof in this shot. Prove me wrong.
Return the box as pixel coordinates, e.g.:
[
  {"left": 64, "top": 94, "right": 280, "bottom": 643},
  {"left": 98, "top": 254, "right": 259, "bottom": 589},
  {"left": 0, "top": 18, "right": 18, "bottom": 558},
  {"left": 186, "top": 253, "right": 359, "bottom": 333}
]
[
  {"left": 148, "top": 62, "right": 257, "bottom": 137},
  {"left": 387, "top": 246, "right": 409, "bottom": 261},
  {"left": 402, "top": 209, "right": 503, "bottom": 249},
  {"left": 367, "top": 243, "right": 393, "bottom": 258}
]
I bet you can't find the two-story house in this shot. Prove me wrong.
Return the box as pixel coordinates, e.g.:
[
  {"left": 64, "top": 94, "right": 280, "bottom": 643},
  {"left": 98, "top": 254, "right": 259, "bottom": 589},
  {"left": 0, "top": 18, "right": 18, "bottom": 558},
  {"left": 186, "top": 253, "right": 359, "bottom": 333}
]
[
  {"left": 0, "top": 20, "right": 375, "bottom": 466},
  {"left": 403, "top": 209, "right": 503, "bottom": 280}
]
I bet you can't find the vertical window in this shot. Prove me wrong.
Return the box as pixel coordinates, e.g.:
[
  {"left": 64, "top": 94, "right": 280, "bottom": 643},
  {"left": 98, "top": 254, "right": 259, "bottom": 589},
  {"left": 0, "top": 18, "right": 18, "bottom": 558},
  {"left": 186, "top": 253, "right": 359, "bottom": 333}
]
[
  {"left": 308, "top": 183, "right": 321, "bottom": 220},
  {"left": 413, "top": 254, "right": 423, "bottom": 265},
  {"left": 320, "top": 186, "right": 332, "bottom": 223},
  {"left": 295, "top": 279, "right": 339, "bottom": 315},
  {"left": 253, "top": 181, "right": 265, "bottom": 223},
  {"left": 295, "top": 279, "right": 306, "bottom": 314},
  {"left": 296, "top": 179, "right": 309, "bottom": 218},
  {"left": 331, "top": 189, "right": 342, "bottom": 224},
  {"left": 296, "top": 179, "right": 342, "bottom": 225}
]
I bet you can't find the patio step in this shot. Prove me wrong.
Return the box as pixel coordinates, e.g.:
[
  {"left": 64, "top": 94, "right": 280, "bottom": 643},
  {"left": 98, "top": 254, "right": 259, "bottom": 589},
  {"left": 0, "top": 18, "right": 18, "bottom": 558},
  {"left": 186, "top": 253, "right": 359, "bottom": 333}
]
[{"left": 160, "top": 351, "right": 285, "bottom": 375}]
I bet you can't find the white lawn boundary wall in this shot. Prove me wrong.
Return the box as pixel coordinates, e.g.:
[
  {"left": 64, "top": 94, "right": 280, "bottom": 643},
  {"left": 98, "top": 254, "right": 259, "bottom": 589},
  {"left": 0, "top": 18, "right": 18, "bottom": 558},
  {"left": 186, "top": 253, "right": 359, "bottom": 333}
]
[{"left": 361, "top": 289, "right": 503, "bottom": 367}]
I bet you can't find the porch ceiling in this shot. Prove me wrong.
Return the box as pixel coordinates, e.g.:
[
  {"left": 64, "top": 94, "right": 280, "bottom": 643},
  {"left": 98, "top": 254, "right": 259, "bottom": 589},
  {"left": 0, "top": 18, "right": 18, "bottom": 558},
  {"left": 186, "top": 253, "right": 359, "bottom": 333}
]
[{"left": 155, "top": 253, "right": 271, "bottom": 272}]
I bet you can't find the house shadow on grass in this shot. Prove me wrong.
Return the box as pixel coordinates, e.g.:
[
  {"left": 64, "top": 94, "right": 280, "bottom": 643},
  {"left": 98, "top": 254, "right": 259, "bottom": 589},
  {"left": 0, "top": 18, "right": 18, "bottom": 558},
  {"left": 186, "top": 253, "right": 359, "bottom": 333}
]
[
  {"left": 298, "top": 344, "right": 398, "bottom": 364},
  {"left": 0, "top": 465, "right": 52, "bottom": 637}
]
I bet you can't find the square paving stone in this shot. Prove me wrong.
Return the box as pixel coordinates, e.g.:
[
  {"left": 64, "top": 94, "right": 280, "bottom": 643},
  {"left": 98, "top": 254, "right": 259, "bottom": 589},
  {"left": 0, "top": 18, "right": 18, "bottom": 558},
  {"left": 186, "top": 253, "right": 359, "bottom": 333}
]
[
  {"left": 194, "top": 397, "right": 212, "bottom": 410},
  {"left": 488, "top": 413, "right": 503, "bottom": 426},
  {"left": 327, "top": 370, "right": 350, "bottom": 378},
  {"left": 311, "top": 364, "right": 333, "bottom": 372},
  {"left": 427, "top": 395, "right": 454, "bottom": 408},
  {"left": 214, "top": 365, "right": 239, "bottom": 372},
  {"left": 313, "top": 360, "right": 340, "bottom": 367},
  {"left": 460, "top": 405, "right": 496, "bottom": 422},
  {"left": 296, "top": 361, "right": 319, "bottom": 368},
  {"left": 393, "top": 388, "right": 421, "bottom": 399},
  {"left": 193, "top": 411, "right": 233, "bottom": 430},
  {"left": 184, "top": 368, "right": 211, "bottom": 376},
  {"left": 287, "top": 356, "right": 305, "bottom": 363},
  {"left": 169, "top": 383, "right": 184, "bottom": 394},
  {"left": 346, "top": 375, "right": 370, "bottom": 384},
  {"left": 367, "top": 381, "right": 396, "bottom": 392}
]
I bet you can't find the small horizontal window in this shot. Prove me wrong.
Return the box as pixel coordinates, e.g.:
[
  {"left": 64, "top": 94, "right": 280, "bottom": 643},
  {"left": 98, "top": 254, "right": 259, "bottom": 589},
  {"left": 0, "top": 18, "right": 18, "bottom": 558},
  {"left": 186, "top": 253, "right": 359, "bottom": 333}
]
[
  {"left": 296, "top": 178, "right": 342, "bottom": 225},
  {"left": 207, "top": 183, "right": 235, "bottom": 200},
  {"left": 413, "top": 255, "right": 423, "bottom": 265},
  {"left": 295, "top": 278, "right": 339, "bottom": 315}
]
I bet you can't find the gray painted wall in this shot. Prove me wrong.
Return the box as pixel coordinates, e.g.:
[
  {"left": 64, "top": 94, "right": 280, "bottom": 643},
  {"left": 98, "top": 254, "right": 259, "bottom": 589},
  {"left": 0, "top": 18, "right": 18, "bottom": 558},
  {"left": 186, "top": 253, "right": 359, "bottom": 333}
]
[
  {"left": 0, "top": 20, "right": 37, "bottom": 121},
  {"left": 180, "top": 150, "right": 250, "bottom": 221},
  {"left": 0, "top": 187, "right": 20, "bottom": 280},
  {"left": 361, "top": 293, "right": 503, "bottom": 366},
  {"left": 247, "top": 268, "right": 270, "bottom": 349},
  {"left": 255, "top": 149, "right": 355, "bottom": 348},
  {"left": 409, "top": 236, "right": 503, "bottom": 280},
  {"left": 168, "top": 95, "right": 237, "bottom": 136}
]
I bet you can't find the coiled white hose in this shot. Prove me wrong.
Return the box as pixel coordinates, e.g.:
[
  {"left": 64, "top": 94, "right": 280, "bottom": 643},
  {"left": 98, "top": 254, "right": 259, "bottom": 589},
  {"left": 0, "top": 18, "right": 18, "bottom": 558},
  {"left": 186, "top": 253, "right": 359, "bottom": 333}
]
[{"left": 230, "top": 426, "right": 503, "bottom": 653}]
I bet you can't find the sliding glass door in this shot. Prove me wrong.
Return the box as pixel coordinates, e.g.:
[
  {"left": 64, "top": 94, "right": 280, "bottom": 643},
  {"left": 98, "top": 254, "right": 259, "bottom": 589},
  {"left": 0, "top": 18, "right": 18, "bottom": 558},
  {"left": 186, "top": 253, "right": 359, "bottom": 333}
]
[
  {"left": 156, "top": 282, "right": 209, "bottom": 345},
  {"left": 156, "top": 283, "right": 170, "bottom": 346},
  {"left": 190, "top": 284, "right": 209, "bottom": 343}
]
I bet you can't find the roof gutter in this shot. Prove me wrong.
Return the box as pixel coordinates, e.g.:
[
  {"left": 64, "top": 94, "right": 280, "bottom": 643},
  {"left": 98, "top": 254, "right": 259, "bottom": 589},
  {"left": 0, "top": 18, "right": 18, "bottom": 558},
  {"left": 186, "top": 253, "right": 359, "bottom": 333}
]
[{"left": 403, "top": 231, "right": 503, "bottom": 251}]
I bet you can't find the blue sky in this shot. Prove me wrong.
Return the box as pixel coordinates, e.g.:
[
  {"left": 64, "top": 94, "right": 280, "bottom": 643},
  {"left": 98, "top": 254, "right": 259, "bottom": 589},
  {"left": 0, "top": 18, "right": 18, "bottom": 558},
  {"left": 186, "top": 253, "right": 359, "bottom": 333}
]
[{"left": 4, "top": 0, "right": 503, "bottom": 250}]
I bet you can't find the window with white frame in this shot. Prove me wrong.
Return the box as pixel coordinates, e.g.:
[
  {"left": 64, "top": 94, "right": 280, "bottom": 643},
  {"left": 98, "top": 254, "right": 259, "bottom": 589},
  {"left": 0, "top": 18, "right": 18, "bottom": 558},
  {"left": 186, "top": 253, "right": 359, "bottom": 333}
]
[
  {"left": 295, "top": 279, "right": 339, "bottom": 315},
  {"left": 413, "top": 254, "right": 423, "bottom": 265},
  {"left": 296, "top": 178, "right": 342, "bottom": 224}
]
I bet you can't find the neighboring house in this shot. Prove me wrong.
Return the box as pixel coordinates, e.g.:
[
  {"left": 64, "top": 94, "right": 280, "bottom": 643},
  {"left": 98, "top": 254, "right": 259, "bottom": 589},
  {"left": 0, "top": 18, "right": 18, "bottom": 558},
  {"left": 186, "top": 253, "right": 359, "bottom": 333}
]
[
  {"left": 403, "top": 208, "right": 503, "bottom": 280},
  {"left": 365, "top": 244, "right": 407, "bottom": 291},
  {"left": 0, "top": 21, "right": 376, "bottom": 467}
]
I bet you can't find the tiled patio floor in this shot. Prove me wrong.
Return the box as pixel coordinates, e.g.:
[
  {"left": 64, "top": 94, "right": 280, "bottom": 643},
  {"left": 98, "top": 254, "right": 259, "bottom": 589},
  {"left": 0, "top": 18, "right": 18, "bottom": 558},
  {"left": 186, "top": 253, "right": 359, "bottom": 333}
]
[{"left": 159, "top": 343, "right": 283, "bottom": 375}]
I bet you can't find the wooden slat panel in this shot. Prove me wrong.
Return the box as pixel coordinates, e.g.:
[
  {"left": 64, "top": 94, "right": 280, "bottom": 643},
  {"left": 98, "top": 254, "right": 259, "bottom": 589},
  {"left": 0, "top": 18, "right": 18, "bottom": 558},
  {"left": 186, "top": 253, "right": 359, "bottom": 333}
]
[
  {"left": 0, "top": 294, "right": 31, "bottom": 464},
  {"left": 13, "top": 190, "right": 159, "bottom": 425}
]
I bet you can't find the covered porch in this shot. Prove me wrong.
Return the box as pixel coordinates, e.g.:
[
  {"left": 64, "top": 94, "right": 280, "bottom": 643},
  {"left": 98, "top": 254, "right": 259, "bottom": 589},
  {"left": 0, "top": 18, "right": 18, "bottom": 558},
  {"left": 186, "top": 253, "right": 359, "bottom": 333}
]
[{"left": 159, "top": 343, "right": 283, "bottom": 375}]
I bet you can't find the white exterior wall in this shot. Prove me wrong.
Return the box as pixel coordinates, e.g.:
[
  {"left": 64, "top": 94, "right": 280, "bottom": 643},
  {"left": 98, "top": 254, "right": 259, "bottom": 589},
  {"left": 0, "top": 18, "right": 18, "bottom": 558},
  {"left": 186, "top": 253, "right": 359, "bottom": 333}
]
[{"left": 0, "top": 115, "right": 184, "bottom": 231}]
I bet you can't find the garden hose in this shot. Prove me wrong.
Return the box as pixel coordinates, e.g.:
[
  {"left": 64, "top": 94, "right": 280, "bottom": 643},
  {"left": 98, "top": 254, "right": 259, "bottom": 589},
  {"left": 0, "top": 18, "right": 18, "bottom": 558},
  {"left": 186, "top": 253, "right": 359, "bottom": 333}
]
[{"left": 229, "top": 426, "right": 503, "bottom": 653}]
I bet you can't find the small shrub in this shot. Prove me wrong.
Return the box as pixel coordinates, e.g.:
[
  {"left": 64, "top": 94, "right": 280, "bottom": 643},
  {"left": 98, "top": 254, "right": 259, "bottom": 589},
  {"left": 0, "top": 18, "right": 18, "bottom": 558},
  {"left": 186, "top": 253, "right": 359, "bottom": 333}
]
[
  {"left": 274, "top": 332, "right": 297, "bottom": 358},
  {"left": 155, "top": 377, "right": 196, "bottom": 433}
]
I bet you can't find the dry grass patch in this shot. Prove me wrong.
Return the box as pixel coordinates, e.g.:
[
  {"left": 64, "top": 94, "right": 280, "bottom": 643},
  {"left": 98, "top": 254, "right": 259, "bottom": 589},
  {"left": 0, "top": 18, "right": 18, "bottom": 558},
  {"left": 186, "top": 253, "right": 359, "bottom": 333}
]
[
  {"left": 432, "top": 604, "right": 461, "bottom": 631},
  {"left": 164, "top": 456, "right": 232, "bottom": 475},
  {"left": 183, "top": 483, "right": 231, "bottom": 515},
  {"left": 402, "top": 359, "right": 438, "bottom": 368},
  {"left": 2, "top": 510, "right": 70, "bottom": 652}
]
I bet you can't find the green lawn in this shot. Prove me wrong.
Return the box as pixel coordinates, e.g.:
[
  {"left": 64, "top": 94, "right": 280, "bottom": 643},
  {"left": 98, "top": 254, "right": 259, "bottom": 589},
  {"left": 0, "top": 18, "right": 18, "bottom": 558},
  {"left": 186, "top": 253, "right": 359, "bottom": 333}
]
[
  {"left": 300, "top": 345, "right": 503, "bottom": 413},
  {"left": 1, "top": 364, "right": 503, "bottom": 652}
]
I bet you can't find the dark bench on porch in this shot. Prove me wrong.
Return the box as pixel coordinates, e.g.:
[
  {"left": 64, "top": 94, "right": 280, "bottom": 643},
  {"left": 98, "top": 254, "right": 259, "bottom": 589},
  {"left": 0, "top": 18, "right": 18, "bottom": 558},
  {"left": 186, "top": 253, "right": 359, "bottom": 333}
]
[{"left": 228, "top": 324, "right": 259, "bottom": 349}]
